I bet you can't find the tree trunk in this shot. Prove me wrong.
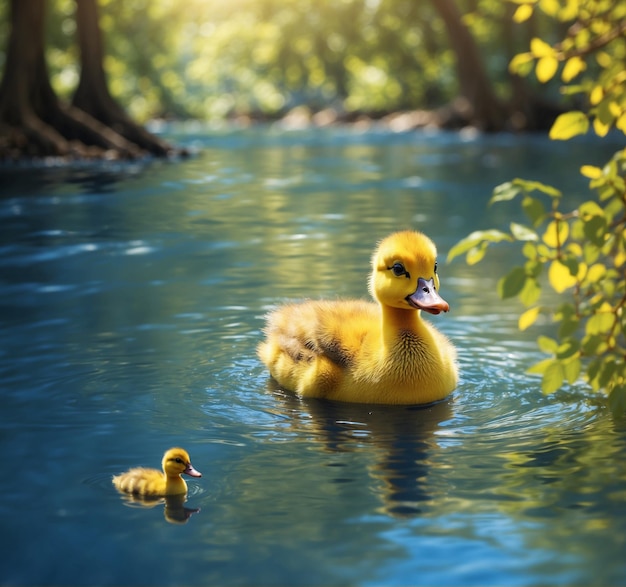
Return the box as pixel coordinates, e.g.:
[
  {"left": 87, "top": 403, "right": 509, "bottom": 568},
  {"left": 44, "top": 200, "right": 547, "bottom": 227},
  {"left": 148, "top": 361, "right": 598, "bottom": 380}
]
[
  {"left": 0, "top": 0, "right": 71, "bottom": 156},
  {"left": 0, "top": 0, "right": 176, "bottom": 161},
  {"left": 72, "top": 0, "right": 173, "bottom": 156},
  {"left": 430, "top": 0, "right": 509, "bottom": 131}
]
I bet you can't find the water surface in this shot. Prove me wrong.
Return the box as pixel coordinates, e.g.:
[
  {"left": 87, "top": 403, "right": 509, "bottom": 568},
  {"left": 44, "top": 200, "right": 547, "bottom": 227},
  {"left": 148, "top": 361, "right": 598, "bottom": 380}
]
[{"left": 1, "top": 127, "right": 625, "bottom": 586}]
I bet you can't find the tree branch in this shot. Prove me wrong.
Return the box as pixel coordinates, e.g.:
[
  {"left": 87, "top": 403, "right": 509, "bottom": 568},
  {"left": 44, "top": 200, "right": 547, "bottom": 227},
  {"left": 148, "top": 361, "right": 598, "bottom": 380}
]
[{"left": 559, "top": 19, "right": 626, "bottom": 59}]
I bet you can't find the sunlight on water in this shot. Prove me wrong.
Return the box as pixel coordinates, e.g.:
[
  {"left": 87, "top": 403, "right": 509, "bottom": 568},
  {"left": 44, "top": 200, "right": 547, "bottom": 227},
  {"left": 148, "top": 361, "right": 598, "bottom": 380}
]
[{"left": 1, "top": 128, "right": 625, "bottom": 586}]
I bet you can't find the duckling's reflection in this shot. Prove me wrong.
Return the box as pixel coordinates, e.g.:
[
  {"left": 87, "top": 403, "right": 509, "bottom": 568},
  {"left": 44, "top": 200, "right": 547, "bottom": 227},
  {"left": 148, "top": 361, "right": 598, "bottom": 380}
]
[
  {"left": 269, "top": 382, "right": 453, "bottom": 517},
  {"left": 118, "top": 493, "right": 201, "bottom": 525}
]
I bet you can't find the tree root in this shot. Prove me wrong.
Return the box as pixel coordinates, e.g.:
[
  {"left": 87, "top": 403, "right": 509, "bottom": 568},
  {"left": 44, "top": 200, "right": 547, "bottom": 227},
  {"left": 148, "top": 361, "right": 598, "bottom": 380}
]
[
  {"left": 73, "top": 91, "right": 174, "bottom": 157},
  {"left": 0, "top": 102, "right": 181, "bottom": 162}
]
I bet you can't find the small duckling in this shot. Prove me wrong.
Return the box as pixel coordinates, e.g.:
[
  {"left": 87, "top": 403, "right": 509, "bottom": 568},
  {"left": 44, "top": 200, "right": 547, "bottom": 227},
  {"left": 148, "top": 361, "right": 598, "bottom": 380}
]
[
  {"left": 112, "top": 448, "right": 201, "bottom": 497},
  {"left": 258, "top": 230, "right": 458, "bottom": 404}
]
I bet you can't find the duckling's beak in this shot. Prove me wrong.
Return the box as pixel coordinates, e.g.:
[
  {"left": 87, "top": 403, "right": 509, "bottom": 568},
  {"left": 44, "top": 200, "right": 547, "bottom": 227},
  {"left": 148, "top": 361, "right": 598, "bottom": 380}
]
[
  {"left": 184, "top": 463, "right": 202, "bottom": 478},
  {"left": 406, "top": 277, "right": 450, "bottom": 314}
]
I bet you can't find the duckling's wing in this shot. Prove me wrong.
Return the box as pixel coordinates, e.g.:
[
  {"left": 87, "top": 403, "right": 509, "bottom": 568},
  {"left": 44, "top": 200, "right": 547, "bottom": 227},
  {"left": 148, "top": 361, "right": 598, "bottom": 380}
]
[
  {"left": 113, "top": 467, "right": 164, "bottom": 495},
  {"left": 262, "top": 299, "right": 377, "bottom": 369}
]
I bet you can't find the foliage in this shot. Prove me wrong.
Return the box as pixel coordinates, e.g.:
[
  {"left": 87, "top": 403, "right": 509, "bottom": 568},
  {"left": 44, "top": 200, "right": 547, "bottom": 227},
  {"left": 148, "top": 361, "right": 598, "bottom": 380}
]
[
  {"left": 509, "top": 0, "right": 626, "bottom": 138},
  {"left": 141, "top": 0, "right": 463, "bottom": 120},
  {"left": 449, "top": 0, "right": 626, "bottom": 413},
  {"left": 0, "top": 0, "right": 570, "bottom": 122}
]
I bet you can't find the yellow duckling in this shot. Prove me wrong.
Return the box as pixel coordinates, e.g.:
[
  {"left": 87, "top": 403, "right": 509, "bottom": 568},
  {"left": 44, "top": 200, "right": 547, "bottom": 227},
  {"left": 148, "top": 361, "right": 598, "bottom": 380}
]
[
  {"left": 258, "top": 230, "right": 458, "bottom": 404},
  {"left": 112, "top": 448, "right": 202, "bottom": 497}
]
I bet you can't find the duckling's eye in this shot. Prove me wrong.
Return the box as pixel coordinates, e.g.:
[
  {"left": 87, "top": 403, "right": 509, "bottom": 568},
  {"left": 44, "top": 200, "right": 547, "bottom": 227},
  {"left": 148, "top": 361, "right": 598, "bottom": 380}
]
[
  {"left": 174, "top": 458, "right": 184, "bottom": 464},
  {"left": 434, "top": 262, "right": 438, "bottom": 274},
  {"left": 388, "top": 262, "right": 410, "bottom": 279}
]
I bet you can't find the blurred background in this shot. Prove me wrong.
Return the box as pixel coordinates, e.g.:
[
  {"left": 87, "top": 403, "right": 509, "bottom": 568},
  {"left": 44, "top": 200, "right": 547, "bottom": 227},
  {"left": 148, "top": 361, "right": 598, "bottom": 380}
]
[{"left": 0, "top": 0, "right": 568, "bottom": 127}]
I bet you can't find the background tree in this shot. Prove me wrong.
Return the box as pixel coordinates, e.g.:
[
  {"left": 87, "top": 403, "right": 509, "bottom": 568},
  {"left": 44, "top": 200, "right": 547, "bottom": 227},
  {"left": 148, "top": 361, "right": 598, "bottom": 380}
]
[
  {"left": 0, "top": 0, "right": 173, "bottom": 160},
  {"left": 72, "top": 0, "right": 171, "bottom": 155},
  {"left": 429, "top": 0, "right": 509, "bottom": 130},
  {"left": 0, "top": 0, "right": 597, "bottom": 159}
]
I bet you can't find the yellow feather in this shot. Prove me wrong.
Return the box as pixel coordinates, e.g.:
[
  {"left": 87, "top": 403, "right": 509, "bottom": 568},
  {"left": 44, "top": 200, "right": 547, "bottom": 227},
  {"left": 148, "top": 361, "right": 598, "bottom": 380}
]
[
  {"left": 112, "top": 448, "right": 201, "bottom": 497},
  {"left": 258, "top": 231, "right": 458, "bottom": 404}
]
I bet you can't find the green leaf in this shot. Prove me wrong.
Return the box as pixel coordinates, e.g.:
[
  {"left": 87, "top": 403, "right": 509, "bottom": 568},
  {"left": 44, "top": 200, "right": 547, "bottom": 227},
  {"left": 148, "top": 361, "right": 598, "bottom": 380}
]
[
  {"left": 612, "top": 176, "right": 625, "bottom": 195},
  {"left": 587, "top": 357, "right": 602, "bottom": 384},
  {"left": 608, "top": 384, "right": 626, "bottom": 416},
  {"left": 510, "top": 222, "right": 538, "bottom": 241},
  {"left": 617, "top": 112, "right": 626, "bottom": 135},
  {"left": 561, "top": 84, "right": 586, "bottom": 96},
  {"left": 582, "top": 334, "right": 606, "bottom": 356},
  {"left": 509, "top": 52, "right": 535, "bottom": 76},
  {"left": 563, "top": 358, "right": 581, "bottom": 384},
  {"left": 537, "top": 335, "right": 558, "bottom": 354},
  {"left": 597, "top": 184, "right": 615, "bottom": 201},
  {"left": 548, "top": 259, "right": 577, "bottom": 293},
  {"left": 583, "top": 242, "right": 601, "bottom": 264},
  {"left": 527, "top": 357, "right": 555, "bottom": 375},
  {"left": 523, "top": 259, "right": 543, "bottom": 279},
  {"left": 519, "top": 276, "right": 542, "bottom": 306},
  {"left": 522, "top": 241, "right": 538, "bottom": 260},
  {"left": 537, "top": 244, "right": 552, "bottom": 258},
  {"left": 542, "top": 219, "right": 569, "bottom": 248},
  {"left": 521, "top": 196, "right": 546, "bottom": 226},
  {"left": 579, "top": 200, "right": 605, "bottom": 218},
  {"left": 542, "top": 360, "right": 564, "bottom": 394},
  {"left": 560, "top": 255, "right": 579, "bottom": 277},
  {"left": 586, "top": 311, "right": 614, "bottom": 336},
  {"left": 466, "top": 243, "right": 488, "bottom": 265},
  {"left": 519, "top": 306, "right": 541, "bottom": 331},
  {"left": 549, "top": 111, "right": 590, "bottom": 140},
  {"left": 555, "top": 302, "right": 576, "bottom": 320},
  {"left": 600, "top": 276, "right": 617, "bottom": 298},
  {"left": 490, "top": 182, "right": 522, "bottom": 204},
  {"left": 447, "top": 230, "right": 512, "bottom": 262},
  {"left": 605, "top": 196, "right": 624, "bottom": 224},
  {"left": 571, "top": 218, "right": 585, "bottom": 240},
  {"left": 598, "top": 359, "right": 617, "bottom": 390},
  {"left": 595, "top": 97, "right": 616, "bottom": 128},
  {"left": 583, "top": 263, "right": 606, "bottom": 285},
  {"left": 558, "top": 317, "right": 580, "bottom": 338},
  {"left": 556, "top": 338, "right": 579, "bottom": 360},
  {"left": 514, "top": 179, "right": 561, "bottom": 198},
  {"left": 583, "top": 215, "right": 607, "bottom": 246},
  {"left": 497, "top": 266, "right": 527, "bottom": 299}
]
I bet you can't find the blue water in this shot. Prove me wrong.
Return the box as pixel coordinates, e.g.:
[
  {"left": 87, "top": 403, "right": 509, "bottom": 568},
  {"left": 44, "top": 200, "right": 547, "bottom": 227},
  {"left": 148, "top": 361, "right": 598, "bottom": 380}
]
[{"left": 1, "top": 127, "right": 625, "bottom": 586}]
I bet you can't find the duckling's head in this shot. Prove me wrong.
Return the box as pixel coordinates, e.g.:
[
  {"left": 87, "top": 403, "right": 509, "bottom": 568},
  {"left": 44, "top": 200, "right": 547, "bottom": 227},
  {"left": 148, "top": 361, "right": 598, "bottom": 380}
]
[
  {"left": 162, "top": 448, "right": 202, "bottom": 479},
  {"left": 369, "top": 230, "right": 450, "bottom": 314}
]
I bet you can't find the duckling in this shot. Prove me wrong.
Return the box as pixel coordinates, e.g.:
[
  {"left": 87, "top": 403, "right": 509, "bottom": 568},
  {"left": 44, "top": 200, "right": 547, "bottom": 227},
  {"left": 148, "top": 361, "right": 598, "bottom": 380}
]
[
  {"left": 112, "top": 448, "right": 201, "bottom": 497},
  {"left": 258, "top": 230, "right": 458, "bottom": 404}
]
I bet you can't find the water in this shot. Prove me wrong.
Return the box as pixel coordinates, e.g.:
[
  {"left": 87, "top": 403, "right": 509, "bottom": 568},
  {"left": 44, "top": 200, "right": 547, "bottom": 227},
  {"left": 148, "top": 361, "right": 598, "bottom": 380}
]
[{"left": 1, "top": 127, "right": 625, "bottom": 586}]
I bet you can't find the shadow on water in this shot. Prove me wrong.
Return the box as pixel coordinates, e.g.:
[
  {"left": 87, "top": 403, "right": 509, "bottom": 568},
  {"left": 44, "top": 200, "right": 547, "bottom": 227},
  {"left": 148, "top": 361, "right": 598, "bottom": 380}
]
[
  {"left": 0, "top": 157, "right": 166, "bottom": 197},
  {"left": 268, "top": 380, "right": 453, "bottom": 517},
  {"left": 115, "top": 492, "right": 201, "bottom": 525}
]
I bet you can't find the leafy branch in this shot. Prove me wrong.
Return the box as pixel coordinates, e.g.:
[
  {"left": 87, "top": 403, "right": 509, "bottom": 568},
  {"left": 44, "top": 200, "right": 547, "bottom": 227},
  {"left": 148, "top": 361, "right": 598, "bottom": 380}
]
[
  {"left": 448, "top": 0, "right": 626, "bottom": 414},
  {"left": 509, "top": 0, "right": 626, "bottom": 136},
  {"left": 448, "top": 153, "right": 626, "bottom": 412}
]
